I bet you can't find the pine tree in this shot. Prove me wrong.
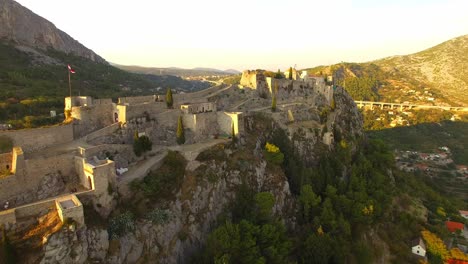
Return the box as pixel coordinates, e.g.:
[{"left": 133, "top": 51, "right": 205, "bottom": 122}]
[
  {"left": 166, "top": 88, "right": 173, "bottom": 108},
  {"left": 289, "top": 67, "right": 293, "bottom": 80},
  {"left": 176, "top": 116, "right": 185, "bottom": 145}
]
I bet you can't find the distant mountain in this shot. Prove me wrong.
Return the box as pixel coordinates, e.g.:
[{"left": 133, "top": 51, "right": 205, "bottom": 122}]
[
  {"left": 305, "top": 35, "right": 468, "bottom": 106},
  {"left": 115, "top": 64, "right": 240, "bottom": 77},
  {"left": 0, "top": 0, "right": 106, "bottom": 63},
  {"left": 374, "top": 35, "right": 468, "bottom": 105}
]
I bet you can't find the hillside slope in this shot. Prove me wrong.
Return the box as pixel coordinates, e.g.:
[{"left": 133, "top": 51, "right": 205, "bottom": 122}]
[
  {"left": 305, "top": 35, "right": 468, "bottom": 106},
  {"left": 375, "top": 35, "right": 468, "bottom": 106},
  {"left": 0, "top": 0, "right": 105, "bottom": 63}
]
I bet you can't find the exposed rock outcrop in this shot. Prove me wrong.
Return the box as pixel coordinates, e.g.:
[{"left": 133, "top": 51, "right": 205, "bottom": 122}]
[{"left": 0, "top": 0, "right": 106, "bottom": 63}]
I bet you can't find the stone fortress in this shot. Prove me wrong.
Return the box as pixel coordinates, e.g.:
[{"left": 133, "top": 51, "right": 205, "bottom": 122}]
[{"left": 0, "top": 68, "right": 336, "bottom": 234}]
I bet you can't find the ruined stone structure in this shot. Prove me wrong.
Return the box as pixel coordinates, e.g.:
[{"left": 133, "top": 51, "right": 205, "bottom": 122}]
[
  {"left": 56, "top": 194, "right": 85, "bottom": 227},
  {"left": 240, "top": 70, "right": 334, "bottom": 104},
  {"left": 180, "top": 102, "right": 216, "bottom": 114}
]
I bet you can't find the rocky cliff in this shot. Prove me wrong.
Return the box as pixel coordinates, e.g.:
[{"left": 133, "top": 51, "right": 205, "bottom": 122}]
[{"left": 0, "top": 0, "right": 106, "bottom": 63}]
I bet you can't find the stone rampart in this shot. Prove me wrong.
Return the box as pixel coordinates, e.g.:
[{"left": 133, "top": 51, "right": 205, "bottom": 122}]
[
  {"left": 173, "top": 94, "right": 209, "bottom": 105},
  {"left": 240, "top": 70, "right": 258, "bottom": 88},
  {"left": 0, "top": 152, "right": 12, "bottom": 171},
  {"left": 0, "top": 151, "right": 75, "bottom": 206},
  {"left": 122, "top": 102, "right": 167, "bottom": 122},
  {"left": 217, "top": 112, "right": 243, "bottom": 136},
  {"left": 85, "top": 123, "right": 120, "bottom": 143},
  {"left": 0, "top": 124, "right": 74, "bottom": 153},
  {"left": 118, "top": 95, "right": 160, "bottom": 105},
  {"left": 182, "top": 112, "right": 219, "bottom": 137},
  {"left": 71, "top": 103, "right": 115, "bottom": 138}
]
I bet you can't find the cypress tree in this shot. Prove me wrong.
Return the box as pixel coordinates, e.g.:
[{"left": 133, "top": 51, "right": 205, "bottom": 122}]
[
  {"left": 272, "top": 94, "right": 277, "bottom": 112},
  {"left": 176, "top": 116, "right": 185, "bottom": 145},
  {"left": 289, "top": 67, "right": 293, "bottom": 80},
  {"left": 166, "top": 88, "right": 173, "bottom": 108}
]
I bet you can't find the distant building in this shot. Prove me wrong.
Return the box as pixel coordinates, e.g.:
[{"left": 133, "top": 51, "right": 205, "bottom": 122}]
[
  {"left": 459, "top": 210, "right": 468, "bottom": 220},
  {"left": 0, "top": 124, "right": 12, "bottom": 130},
  {"left": 412, "top": 237, "right": 426, "bottom": 257},
  {"left": 446, "top": 221, "right": 465, "bottom": 233}
]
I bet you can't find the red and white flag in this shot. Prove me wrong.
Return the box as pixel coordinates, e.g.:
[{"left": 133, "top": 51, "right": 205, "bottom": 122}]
[{"left": 68, "top": 64, "right": 76, "bottom": 74}]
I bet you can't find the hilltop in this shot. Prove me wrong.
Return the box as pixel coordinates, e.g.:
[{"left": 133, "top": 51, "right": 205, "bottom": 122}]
[{"left": 305, "top": 34, "right": 468, "bottom": 106}]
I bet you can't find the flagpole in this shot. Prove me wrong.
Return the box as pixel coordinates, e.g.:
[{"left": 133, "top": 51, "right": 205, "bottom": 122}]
[{"left": 68, "top": 68, "right": 72, "bottom": 100}]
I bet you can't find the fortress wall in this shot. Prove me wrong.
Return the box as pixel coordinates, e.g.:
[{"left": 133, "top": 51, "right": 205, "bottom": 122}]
[
  {"left": 0, "top": 175, "right": 20, "bottom": 203},
  {"left": 173, "top": 94, "right": 208, "bottom": 105},
  {"left": 182, "top": 114, "right": 197, "bottom": 131},
  {"left": 155, "top": 110, "right": 181, "bottom": 129},
  {"left": 85, "top": 123, "right": 120, "bottom": 143},
  {"left": 0, "top": 209, "right": 16, "bottom": 226},
  {"left": 0, "top": 124, "right": 74, "bottom": 153},
  {"left": 79, "top": 144, "right": 130, "bottom": 159},
  {"left": 182, "top": 112, "right": 218, "bottom": 135},
  {"left": 217, "top": 112, "right": 243, "bottom": 136},
  {"left": 72, "top": 103, "right": 115, "bottom": 138},
  {"left": 118, "top": 95, "right": 160, "bottom": 105},
  {"left": 316, "top": 86, "right": 333, "bottom": 104},
  {"left": 123, "top": 103, "right": 167, "bottom": 122},
  {"left": 15, "top": 200, "right": 55, "bottom": 219},
  {"left": 0, "top": 152, "right": 12, "bottom": 170},
  {"left": 93, "top": 98, "right": 113, "bottom": 105},
  {"left": 25, "top": 153, "right": 76, "bottom": 182},
  {"left": 240, "top": 70, "right": 258, "bottom": 88},
  {"left": 0, "top": 153, "right": 75, "bottom": 205}
]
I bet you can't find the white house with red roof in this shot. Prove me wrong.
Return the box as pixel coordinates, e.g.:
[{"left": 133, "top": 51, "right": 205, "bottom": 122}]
[{"left": 460, "top": 210, "right": 468, "bottom": 220}]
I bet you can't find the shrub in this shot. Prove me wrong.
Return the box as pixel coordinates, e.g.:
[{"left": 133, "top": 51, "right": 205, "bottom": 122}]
[
  {"left": 264, "top": 142, "right": 284, "bottom": 165},
  {"left": 146, "top": 209, "right": 170, "bottom": 225},
  {"left": 108, "top": 212, "right": 135, "bottom": 239}
]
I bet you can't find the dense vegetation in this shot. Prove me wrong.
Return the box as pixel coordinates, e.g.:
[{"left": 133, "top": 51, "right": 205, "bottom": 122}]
[
  {"left": 189, "top": 113, "right": 468, "bottom": 263},
  {"left": 368, "top": 121, "right": 468, "bottom": 164}
]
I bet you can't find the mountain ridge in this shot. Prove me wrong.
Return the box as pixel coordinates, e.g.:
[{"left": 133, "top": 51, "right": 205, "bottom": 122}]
[
  {"left": 0, "top": 0, "right": 106, "bottom": 63},
  {"left": 304, "top": 34, "right": 468, "bottom": 106},
  {"left": 114, "top": 64, "right": 240, "bottom": 77}
]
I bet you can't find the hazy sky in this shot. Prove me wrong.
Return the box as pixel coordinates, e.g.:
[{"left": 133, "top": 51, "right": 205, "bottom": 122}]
[{"left": 15, "top": 0, "right": 468, "bottom": 70}]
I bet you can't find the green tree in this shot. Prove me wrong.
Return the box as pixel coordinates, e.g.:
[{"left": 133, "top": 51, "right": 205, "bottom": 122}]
[
  {"left": 133, "top": 132, "right": 152, "bottom": 157},
  {"left": 274, "top": 69, "right": 283, "bottom": 79},
  {"left": 176, "top": 115, "right": 185, "bottom": 145},
  {"left": 166, "top": 87, "right": 173, "bottom": 108},
  {"left": 298, "top": 184, "right": 321, "bottom": 223},
  {"left": 254, "top": 192, "right": 275, "bottom": 223},
  {"left": 288, "top": 67, "right": 293, "bottom": 80}
]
